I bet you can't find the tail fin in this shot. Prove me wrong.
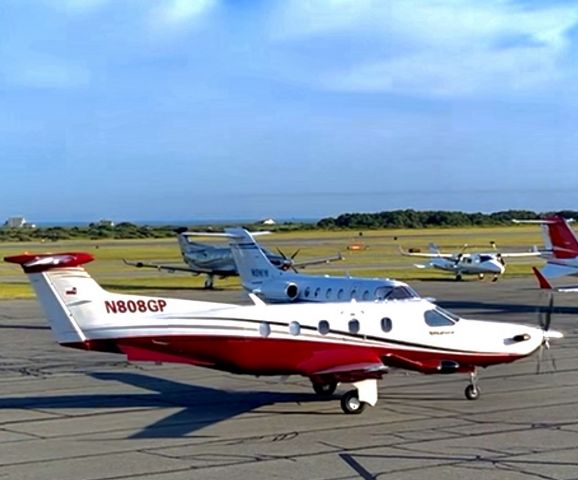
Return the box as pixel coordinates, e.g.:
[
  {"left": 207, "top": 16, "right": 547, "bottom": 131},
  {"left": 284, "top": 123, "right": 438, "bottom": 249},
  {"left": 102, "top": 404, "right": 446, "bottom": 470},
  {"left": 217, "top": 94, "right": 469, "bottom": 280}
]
[
  {"left": 543, "top": 216, "right": 578, "bottom": 259},
  {"left": 225, "top": 228, "right": 283, "bottom": 290},
  {"left": 428, "top": 243, "right": 440, "bottom": 255},
  {"left": 5, "top": 253, "right": 99, "bottom": 344},
  {"left": 514, "top": 217, "right": 578, "bottom": 258},
  {"left": 4, "top": 252, "right": 206, "bottom": 348}
]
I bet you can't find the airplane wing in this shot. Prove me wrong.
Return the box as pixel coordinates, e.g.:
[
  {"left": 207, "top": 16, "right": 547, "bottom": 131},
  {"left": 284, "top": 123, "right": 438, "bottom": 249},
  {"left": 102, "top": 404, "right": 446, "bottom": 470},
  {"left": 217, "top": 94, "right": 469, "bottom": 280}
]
[
  {"left": 398, "top": 246, "right": 453, "bottom": 259},
  {"left": 123, "top": 259, "right": 208, "bottom": 275},
  {"left": 498, "top": 250, "right": 543, "bottom": 258},
  {"left": 292, "top": 252, "right": 344, "bottom": 269}
]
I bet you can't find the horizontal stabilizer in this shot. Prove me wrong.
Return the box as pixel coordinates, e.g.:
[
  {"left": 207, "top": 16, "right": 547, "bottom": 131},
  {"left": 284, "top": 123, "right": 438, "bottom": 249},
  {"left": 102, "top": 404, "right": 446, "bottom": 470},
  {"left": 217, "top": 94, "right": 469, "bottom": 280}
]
[
  {"left": 4, "top": 252, "right": 94, "bottom": 273},
  {"left": 540, "top": 262, "right": 578, "bottom": 279}
]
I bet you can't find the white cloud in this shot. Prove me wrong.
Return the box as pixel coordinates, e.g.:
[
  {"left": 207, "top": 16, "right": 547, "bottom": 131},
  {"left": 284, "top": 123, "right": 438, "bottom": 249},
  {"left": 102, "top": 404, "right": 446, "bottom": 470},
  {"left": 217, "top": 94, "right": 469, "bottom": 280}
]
[
  {"left": 150, "top": 0, "right": 218, "bottom": 32},
  {"left": 271, "top": 0, "right": 578, "bottom": 97}
]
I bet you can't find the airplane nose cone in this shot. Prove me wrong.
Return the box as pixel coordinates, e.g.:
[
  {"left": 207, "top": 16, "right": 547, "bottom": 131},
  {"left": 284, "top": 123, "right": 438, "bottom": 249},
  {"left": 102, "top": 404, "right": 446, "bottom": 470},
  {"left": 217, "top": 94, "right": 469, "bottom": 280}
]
[{"left": 489, "top": 261, "right": 505, "bottom": 274}]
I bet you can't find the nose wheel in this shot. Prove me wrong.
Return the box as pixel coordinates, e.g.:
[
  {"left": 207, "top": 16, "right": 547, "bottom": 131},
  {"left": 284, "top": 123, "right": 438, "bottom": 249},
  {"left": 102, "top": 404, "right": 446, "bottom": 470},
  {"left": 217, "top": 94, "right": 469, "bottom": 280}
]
[{"left": 465, "top": 369, "right": 481, "bottom": 400}]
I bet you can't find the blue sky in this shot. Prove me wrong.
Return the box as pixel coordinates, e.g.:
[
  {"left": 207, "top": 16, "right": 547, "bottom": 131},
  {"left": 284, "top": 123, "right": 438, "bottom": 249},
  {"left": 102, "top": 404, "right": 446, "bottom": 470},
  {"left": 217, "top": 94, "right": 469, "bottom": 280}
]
[{"left": 2, "top": 0, "right": 578, "bottom": 222}]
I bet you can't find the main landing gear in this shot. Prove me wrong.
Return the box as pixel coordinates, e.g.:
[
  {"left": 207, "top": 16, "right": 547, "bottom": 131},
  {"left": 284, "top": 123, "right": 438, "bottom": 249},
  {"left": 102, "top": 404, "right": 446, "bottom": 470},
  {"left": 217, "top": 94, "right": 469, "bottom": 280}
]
[
  {"left": 312, "top": 378, "right": 378, "bottom": 414},
  {"left": 464, "top": 369, "right": 481, "bottom": 400},
  {"left": 311, "top": 380, "right": 337, "bottom": 396},
  {"left": 455, "top": 273, "right": 463, "bottom": 281}
]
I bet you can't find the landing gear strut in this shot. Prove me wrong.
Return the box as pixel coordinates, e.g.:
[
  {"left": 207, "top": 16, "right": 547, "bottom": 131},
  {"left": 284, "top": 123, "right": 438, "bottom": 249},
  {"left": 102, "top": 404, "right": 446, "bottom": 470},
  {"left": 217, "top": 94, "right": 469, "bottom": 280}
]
[
  {"left": 465, "top": 369, "right": 481, "bottom": 400},
  {"left": 204, "top": 275, "right": 214, "bottom": 289},
  {"left": 312, "top": 380, "right": 337, "bottom": 397}
]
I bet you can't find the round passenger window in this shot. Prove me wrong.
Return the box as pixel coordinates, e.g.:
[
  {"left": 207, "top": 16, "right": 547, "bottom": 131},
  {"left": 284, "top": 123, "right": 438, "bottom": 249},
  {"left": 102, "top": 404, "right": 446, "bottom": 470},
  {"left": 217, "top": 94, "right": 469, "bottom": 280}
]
[
  {"left": 289, "top": 321, "right": 301, "bottom": 336},
  {"left": 259, "top": 322, "right": 271, "bottom": 337},
  {"left": 381, "top": 317, "right": 392, "bottom": 332},
  {"left": 318, "top": 320, "right": 330, "bottom": 335},
  {"left": 362, "top": 290, "right": 369, "bottom": 301},
  {"left": 337, "top": 289, "right": 344, "bottom": 300},
  {"left": 326, "top": 288, "right": 332, "bottom": 299}
]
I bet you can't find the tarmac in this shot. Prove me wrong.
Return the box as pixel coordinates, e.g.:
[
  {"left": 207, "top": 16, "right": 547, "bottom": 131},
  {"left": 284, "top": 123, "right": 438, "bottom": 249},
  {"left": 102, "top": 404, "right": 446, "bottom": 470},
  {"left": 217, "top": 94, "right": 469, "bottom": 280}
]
[{"left": 1, "top": 278, "right": 577, "bottom": 480}]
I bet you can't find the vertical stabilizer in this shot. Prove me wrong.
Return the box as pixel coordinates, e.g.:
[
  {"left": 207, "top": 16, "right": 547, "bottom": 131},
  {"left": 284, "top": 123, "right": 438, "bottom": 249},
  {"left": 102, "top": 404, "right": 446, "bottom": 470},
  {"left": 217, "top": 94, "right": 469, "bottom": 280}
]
[
  {"left": 225, "top": 228, "right": 283, "bottom": 290},
  {"left": 4, "top": 253, "right": 100, "bottom": 344},
  {"left": 543, "top": 216, "right": 578, "bottom": 259}
]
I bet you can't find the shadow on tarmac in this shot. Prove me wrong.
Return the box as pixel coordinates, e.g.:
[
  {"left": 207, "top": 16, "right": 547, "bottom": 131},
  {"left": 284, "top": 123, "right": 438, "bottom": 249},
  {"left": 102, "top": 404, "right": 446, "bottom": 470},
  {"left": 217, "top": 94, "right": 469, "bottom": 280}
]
[{"left": 0, "top": 372, "right": 331, "bottom": 439}]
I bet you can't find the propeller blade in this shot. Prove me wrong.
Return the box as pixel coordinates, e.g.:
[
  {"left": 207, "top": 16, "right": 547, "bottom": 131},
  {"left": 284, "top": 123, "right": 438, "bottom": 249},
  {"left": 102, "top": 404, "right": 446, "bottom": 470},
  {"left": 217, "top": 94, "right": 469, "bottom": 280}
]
[
  {"left": 276, "top": 248, "right": 288, "bottom": 260},
  {"left": 544, "top": 294, "right": 554, "bottom": 331},
  {"left": 290, "top": 249, "right": 301, "bottom": 260},
  {"left": 536, "top": 345, "right": 544, "bottom": 374}
]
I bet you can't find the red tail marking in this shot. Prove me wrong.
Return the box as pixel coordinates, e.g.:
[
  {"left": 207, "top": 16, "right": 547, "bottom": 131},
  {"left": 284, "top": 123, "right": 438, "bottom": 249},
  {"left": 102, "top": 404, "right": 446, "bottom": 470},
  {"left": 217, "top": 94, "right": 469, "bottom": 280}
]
[
  {"left": 532, "top": 267, "right": 552, "bottom": 290},
  {"left": 4, "top": 252, "right": 94, "bottom": 273},
  {"left": 545, "top": 216, "right": 578, "bottom": 259}
]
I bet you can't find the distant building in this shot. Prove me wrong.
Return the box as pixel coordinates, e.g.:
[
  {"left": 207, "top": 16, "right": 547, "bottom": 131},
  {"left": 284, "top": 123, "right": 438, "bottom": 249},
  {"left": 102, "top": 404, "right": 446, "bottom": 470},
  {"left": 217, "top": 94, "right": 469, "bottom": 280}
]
[
  {"left": 97, "top": 219, "right": 115, "bottom": 227},
  {"left": 4, "top": 216, "right": 35, "bottom": 228},
  {"left": 260, "top": 218, "right": 276, "bottom": 225}
]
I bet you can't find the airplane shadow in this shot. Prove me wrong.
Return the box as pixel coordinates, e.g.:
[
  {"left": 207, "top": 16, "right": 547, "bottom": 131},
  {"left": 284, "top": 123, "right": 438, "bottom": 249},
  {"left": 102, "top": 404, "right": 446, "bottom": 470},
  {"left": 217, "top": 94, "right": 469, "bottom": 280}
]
[{"left": 0, "top": 372, "right": 329, "bottom": 439}]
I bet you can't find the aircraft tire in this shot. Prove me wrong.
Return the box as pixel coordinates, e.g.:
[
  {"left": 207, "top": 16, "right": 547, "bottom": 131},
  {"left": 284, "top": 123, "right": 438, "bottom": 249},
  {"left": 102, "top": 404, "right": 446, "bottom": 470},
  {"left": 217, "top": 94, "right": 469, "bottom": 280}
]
[
  {"left": 465, "top": 384, "right": 481, "bottom": 401},
  {"left": 312, "top": 381, "right": 337, "bottom": 396},
  {"left": 340, "top": 390, "right": 367, "bottom": 414}
]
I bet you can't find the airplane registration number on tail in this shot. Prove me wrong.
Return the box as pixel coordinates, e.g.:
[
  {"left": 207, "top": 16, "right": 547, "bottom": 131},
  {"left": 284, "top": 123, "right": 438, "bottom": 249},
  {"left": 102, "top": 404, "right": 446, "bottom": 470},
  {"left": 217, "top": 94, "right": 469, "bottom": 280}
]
[{"left": 104, "top": 299, "right": 167, "bottom": 314}]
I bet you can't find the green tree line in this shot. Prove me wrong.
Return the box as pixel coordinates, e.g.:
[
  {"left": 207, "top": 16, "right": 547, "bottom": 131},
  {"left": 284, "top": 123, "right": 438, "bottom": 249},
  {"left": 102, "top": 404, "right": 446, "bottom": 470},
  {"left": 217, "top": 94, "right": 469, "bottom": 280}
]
[{"left": 316, "top": 209, "right": 578, "bottom": 229}]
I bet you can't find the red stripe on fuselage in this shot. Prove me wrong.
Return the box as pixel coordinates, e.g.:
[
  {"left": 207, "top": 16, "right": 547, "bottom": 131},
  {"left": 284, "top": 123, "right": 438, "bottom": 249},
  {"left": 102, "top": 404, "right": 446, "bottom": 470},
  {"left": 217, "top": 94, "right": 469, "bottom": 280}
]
[{"left": 61, "top": 335, "right": 524, "bottom": 377}]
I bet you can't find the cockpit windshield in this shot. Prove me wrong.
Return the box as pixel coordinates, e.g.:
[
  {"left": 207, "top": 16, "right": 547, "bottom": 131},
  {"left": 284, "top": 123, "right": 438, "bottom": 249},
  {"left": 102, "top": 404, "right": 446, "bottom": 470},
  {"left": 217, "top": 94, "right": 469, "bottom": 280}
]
[
  {"left": 375, "top": 285, "right": 419, "bottom": 301},
  {"left": 424, "top": 307, "right": 460, "bottom": 327}
]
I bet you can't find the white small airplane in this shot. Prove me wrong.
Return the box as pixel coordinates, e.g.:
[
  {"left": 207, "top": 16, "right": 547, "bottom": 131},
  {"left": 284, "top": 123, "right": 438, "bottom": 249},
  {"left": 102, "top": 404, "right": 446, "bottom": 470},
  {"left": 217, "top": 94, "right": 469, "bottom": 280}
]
[
  {"left": 124, "top": 228, "right": 342, "bottom": 289},
  {"left": 399, "top": 243, "right": 540, "bottom": 281},
  {"left": 4, "top": 251, "right": 563, "bottom": 414},
  {"left": 221, "top": 228, "right": 419, "bottom": 302}
]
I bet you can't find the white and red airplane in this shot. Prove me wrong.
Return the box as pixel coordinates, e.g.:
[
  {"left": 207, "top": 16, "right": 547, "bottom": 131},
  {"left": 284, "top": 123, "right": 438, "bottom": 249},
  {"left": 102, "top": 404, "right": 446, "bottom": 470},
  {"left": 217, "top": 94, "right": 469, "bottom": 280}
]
[
  {"left": 514, "top": 216, "right": 578, "bottom": 288},
  {"left": 4, "top": 252, "right": 563, "bottom": 414}
]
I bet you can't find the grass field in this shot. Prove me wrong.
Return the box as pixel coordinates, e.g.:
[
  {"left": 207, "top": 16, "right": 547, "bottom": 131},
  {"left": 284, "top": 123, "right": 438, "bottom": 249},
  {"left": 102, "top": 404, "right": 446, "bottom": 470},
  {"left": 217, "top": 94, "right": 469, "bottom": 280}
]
[{"left": 0, "top": 226, "right": 546, "bottom": 299}]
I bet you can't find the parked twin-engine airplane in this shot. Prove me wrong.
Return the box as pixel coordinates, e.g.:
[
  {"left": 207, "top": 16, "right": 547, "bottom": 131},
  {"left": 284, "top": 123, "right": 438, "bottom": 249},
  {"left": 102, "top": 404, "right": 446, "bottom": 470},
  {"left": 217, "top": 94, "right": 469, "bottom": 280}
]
[
  {"left": 399, "top": 243, "right": 540, "bottom": 281},
  {"left": 124, "top": 228, "right": 342, "bottom": 289},
  {"left": 221, "top": 228, "right": 419, "bottom": 302},
  {"left": 4, "top": 252, "right": 563, "bottom": 414}
]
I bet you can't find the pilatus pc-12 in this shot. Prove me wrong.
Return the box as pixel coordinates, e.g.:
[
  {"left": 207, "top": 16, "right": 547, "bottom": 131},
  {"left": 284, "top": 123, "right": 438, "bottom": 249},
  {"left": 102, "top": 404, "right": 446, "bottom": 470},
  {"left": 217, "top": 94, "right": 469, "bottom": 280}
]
[{"left": 5, "top": 252, "right": 562, "bottom": 414}]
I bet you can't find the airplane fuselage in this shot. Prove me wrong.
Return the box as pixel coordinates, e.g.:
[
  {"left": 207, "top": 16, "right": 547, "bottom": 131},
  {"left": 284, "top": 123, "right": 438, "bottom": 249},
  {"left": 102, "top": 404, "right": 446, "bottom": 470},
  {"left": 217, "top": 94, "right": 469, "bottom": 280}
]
[{"left": 430, "top": 255, "right": 505, "bottom": 276}]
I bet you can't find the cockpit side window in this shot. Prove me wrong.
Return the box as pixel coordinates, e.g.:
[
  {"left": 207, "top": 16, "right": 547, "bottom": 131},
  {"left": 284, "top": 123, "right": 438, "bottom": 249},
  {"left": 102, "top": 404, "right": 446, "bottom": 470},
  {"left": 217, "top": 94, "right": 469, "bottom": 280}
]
[
  {"left": 424, "top": 308, "right": 457, "bottom": 327},
  {"left": 388, "top": 287, "right": 415, "bottom": 300}
]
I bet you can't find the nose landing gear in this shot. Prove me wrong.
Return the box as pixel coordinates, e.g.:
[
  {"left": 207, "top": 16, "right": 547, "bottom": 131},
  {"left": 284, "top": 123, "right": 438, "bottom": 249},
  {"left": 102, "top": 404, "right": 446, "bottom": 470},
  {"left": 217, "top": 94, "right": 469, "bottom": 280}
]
[{"left": 465, "top": 369, "right": 481, "bottom": 400}]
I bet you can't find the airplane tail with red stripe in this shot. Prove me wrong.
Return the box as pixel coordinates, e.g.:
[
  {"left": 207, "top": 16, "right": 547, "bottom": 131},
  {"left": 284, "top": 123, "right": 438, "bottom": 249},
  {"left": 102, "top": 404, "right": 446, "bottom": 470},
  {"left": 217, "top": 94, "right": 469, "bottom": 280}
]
[
  {"left": 542, "top": 216, "right": 578, "bottom": 259},
  {"left": 4, "top": 252, "right": 224, "bottom": 348}
]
